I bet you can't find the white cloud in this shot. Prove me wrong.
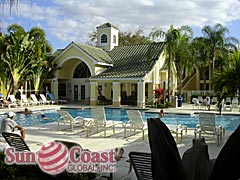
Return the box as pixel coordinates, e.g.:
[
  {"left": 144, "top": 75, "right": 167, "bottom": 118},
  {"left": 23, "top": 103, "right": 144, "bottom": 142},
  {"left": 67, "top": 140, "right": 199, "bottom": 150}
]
[{"left": 2, "top": 0, "right": 240, "bottom": 50}]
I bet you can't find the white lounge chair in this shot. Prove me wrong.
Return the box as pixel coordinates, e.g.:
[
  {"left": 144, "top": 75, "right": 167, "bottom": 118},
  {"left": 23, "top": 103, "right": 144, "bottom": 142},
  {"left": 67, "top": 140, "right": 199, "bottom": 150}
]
[
  {"left": 8, "top": 95, "right": 20, "bottom": 107},
  {"left": 21, "top": 94, "right": 30, "bottom": 106},
  {"left": 125, "top": 110, "right": 148, "bottom": 140},
  {"left": 224, "top": 97, "right": 232, "bottom": 111},
  {"left": 194, "top": 112, "right": 225, "bottom": 146},
  {"left": 57, "top": 110, "right": 90, "bottom": 131},
  {"left": 30, "top": 94, "right": 42, "bottom": 105},
  {"left": 231, "top": 97, "right": 239, "bottom": 112},
  {"left": 88, "top": 106, "right": 123, "bottom": 137},
  {"left": 198, "top": 96, "right": 203, "bottom": 104},
  {"left": 126, "top": 110, "right": 187, "bottom": 142},
  {"left": 166, "top": 124, "right": 187, "bottom": 143},
  {"left": 0, "top": 98, "right": 18, "bottom": 108},
  {"left": 192, "top": 98, "right": 201, "bottom": 109},
  {"left": 47, "top": 93, "right": 67, "bottom": 104},
  {"left": 39, "top": 94, "right": 52, "bottom": 105}
]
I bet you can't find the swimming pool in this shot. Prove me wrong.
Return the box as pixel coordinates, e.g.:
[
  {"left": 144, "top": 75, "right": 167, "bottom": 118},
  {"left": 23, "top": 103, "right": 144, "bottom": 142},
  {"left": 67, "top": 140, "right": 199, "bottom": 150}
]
[{"left": 0, "top": 108, "right": 240, "bottom": 131}]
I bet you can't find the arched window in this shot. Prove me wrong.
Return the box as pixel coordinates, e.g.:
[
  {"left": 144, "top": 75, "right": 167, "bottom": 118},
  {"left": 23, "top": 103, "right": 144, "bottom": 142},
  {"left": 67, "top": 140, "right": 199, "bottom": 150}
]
[
  {"left": 113, "top": 35, "right": 116, "bottom": 43},
  {"left": 101, "top": 34, "right": 108, "bottom": 43},
  {"left": 73, "top": 62, "right": 91, "bottom": 78}
]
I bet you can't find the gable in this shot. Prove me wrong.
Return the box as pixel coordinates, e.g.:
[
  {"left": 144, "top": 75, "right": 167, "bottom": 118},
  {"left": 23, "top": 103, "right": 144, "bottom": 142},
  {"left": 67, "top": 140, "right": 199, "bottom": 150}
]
[{"left": 54, "top": 42, "right": 113, "bottom": 66}]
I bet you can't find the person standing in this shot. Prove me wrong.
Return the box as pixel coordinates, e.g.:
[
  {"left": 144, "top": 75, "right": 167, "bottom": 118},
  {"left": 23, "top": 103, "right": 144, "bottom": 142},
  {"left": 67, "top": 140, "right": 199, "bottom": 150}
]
[{"left": 0, "top": 111, "right": 25, "bottom": 139}]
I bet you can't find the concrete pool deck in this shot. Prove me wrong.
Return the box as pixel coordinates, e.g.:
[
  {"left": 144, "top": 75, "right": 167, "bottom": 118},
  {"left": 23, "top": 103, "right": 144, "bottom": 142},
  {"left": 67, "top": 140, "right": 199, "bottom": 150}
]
[{"left": 0, "top": 103, "right": 238, "bottom": 179}]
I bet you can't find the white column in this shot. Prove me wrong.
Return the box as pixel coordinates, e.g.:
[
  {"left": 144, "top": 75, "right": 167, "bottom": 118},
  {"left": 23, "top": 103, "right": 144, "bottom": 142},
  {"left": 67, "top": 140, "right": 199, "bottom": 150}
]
[
  {"left": 137, "top": 81, "right": 145, "bottom": 108},
  {"left": 112, "top": 82, "right": 121, "bottom": 107},
  {"left": 51, "top": 81, "right": 59, "bottom": 99},
  {"left": 90, "top": 82, "right": 98, "bottom": 105}
]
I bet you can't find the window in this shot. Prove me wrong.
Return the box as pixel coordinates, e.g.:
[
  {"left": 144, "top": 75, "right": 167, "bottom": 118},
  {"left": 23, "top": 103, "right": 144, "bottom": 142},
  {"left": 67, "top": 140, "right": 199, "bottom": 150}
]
[
  {"left": 101, "top": 34, "right": 108, "bottom": 43},
  {"left": 113, "top": 35, "right": 116, "bottom": 43},
  {"left": 73, "top": 62, "right": 91, "bottom": 78},
  {"left": 200, "top": 67, "right": 209, "bottom": 80}
]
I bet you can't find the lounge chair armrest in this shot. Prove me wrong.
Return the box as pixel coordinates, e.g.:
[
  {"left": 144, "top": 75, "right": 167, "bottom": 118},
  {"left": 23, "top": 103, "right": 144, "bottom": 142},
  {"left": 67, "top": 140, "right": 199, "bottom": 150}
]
[
  {"left": 196, "top": 124, "right": 200, "bottom": 128},
  {"left": 73, "top": 116, "right": 83, "bottom": 121},
  {"left": 58, "top": 115, "right": 68, "bottom": 121}
]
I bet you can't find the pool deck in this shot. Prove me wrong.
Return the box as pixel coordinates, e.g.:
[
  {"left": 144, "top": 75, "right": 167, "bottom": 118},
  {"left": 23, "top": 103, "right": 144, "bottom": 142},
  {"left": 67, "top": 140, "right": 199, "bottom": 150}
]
[{"left": 0, "top": 103, "right": 239, "bottom": 179}]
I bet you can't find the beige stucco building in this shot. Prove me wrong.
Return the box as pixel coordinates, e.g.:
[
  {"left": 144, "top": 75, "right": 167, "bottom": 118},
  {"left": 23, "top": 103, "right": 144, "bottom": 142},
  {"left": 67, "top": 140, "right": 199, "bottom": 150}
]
[{"left": 47, "top": 23, "right": 178, "bottom": 107}]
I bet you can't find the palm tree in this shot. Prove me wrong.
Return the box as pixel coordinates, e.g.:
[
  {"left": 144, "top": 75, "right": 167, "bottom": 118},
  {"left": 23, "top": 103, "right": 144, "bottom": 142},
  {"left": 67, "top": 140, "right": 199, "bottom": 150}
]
[
  {"left": 0, "top": 0, "right": 32, "bottom": 14},
  {"left": 201, "top": 23, "right": 239, "bottom": 89},
  {"left": 190, "top": 37, "right": 211, "bottom": 90},
  {"left": 28, "top": 26, "right": 53, "bottom": 93},
  {"left": 150, "top": 25, "right": 180, "bottom": 102},
  {"left": 1, "top": 23, "right": 53, "bottom": 95},
  {"left": 0, "top": 32, "right": 12, "bottom": 96},
  {"left": 213, "top": 50, "right": 240, "bottom": 110},
  {"left": 175, "top": 26, "right": 193, "bottom": 95},
  {"left": 1, "top": 32, "right": 36, "bottom": 94}
]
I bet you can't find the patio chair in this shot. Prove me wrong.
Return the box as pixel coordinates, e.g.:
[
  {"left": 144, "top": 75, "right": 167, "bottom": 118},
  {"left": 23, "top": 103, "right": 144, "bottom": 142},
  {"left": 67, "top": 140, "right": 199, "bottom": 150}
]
[
  {"left": 47, "top": 93, "right": 67, "bottom": 104},
  {"left": 198, "top": 96, "right": 203, "bottom": 104},
  {"left": 8, "top": 94, "right": 20, "bottom": 106},
  {"left": 125, "top": 110, "right": 148, "bottom": 140},
  {"left": 21, "top": 94, "right": 31, "bottom": 106},
  {"left": 0, "top": 98, "right": 18, "bottom": 108},
  {"left": 166, "top": 124, "right": 187, "bottom": 143},
  {"left": 194, "top": 112, "right": 225, "bottom": 146},
  {"left": 88, "top": 106, "right": 123, "bottom": 137},
  {"left": 39, "top": 94, "right": 53, "bottom": 105},
  {"left": 192, "top": 98, "right": 201, "bottom": 109},
  {"left": 30, "top": 94, "right": 42, "bottom": 105},
  {"left": 231, "top": 97, "right": 239, "bottom": 112},
  {"left": 57, "top": 110, "right": 90, "bottom": 131},
  {"left": 2, "top": 132, "right": 30, "bottom": 151},
  {"left": 224, "top": 97, "right": 232, "bottom": 111},
  {"left": 126, "top": 110, "right": 187, "bottom": 142},
  {"left": 128, "top": 151, "right": 153, "bottom": 179}
]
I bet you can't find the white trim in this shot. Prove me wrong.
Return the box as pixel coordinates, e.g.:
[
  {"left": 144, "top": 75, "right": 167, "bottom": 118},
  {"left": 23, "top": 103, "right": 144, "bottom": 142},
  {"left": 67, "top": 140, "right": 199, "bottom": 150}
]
[
  {"left": 90, "top": 77, "right": 145, "bottom": 81},
  {"left": 90, "top": 82, "right": 98, "bottom": 85},
  {"left": 112, "top": 100, "right": 120, "bottom": 102},
  {"left": 99, "top": 33, "right": 109, "bottom": 45},
  {"left": 57, "top": 56, "right": 94, "bottom": 76},
  {"left": 55, "top": 42, "right": 112, "bottom": 66},
  {"left": 94, "top": 61, "right": 113, "bottom": 66},
  {"left": 112, "top": 82, "right": 120, "bottom": 85}
]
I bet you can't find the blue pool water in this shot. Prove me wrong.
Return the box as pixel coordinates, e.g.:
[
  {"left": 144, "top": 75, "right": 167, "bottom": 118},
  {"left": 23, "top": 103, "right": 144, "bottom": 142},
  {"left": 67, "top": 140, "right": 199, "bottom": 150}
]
[{"left": 1, "top": 108, "right": 240, "bottom": 131}]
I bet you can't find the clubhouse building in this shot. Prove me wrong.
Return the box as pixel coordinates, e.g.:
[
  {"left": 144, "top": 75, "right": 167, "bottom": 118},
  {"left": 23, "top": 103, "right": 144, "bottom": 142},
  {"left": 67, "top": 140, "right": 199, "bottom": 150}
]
[{"left": 47, "top": 23, "right": 179, "bottom": 107}]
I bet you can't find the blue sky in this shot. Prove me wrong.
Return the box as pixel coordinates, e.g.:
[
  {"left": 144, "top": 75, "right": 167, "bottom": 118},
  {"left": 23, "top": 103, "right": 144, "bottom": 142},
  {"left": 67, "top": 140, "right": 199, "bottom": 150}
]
[{"left": 1, "top": 0, "right": 240, "bottom": 52}]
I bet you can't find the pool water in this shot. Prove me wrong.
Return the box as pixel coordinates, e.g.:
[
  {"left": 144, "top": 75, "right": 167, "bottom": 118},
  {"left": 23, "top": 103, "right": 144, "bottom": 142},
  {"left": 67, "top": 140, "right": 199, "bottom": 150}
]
[
  {"left": 0, "top": 108, "right": 240, "bottom": 131},
  {"left": 0, "top": 109, "right": 60, "bottom": 127}
]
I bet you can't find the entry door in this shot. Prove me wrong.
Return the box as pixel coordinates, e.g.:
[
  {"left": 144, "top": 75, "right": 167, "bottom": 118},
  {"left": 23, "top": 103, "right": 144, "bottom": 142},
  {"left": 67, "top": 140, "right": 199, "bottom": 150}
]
[
  {"left": 80, "top": 85, "right": 85, "bottom": 100},
  {"left": 74, "top": 85, "right": 78, "bottom": 101}
]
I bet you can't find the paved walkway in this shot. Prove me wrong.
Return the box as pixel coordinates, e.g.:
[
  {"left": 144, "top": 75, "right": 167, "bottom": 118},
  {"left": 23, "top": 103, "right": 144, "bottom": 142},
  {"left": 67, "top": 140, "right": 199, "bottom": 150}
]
[{"left": 0, "top": 103, "right": 237, "bottom": 179}]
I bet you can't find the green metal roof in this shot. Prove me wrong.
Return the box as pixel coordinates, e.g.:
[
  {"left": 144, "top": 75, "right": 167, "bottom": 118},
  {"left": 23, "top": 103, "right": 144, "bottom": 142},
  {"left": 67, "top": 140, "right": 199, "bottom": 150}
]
[
  {"left": 74, "top": 43, "right": 113, "bottom": 65},
  {"left": 97, "top": 23, "right": 119, "bottom": 30},
  {"left": 91, "top": 42, "right": 165, "bottom": 79}
]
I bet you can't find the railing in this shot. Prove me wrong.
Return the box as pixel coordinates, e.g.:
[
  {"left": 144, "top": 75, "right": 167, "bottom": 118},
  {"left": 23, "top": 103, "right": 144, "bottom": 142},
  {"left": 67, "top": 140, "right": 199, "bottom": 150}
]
[{"left": 181, "top": 90, "right": 215, "bottom": 103}]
